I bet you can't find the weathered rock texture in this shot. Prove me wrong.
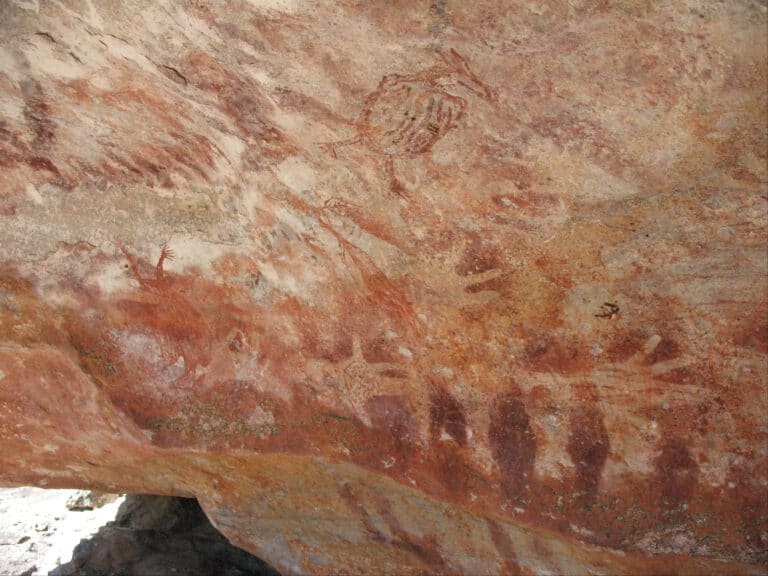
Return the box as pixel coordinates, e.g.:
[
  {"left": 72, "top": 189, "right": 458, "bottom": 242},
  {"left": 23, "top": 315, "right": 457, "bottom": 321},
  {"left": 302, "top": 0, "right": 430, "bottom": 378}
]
[{"left": 0, "top": 0, "right": 766, "bottom": 574}]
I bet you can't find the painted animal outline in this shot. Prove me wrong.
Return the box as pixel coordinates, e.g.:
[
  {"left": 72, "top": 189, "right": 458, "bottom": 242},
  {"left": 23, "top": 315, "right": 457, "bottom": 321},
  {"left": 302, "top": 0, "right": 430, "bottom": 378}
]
[
  {"left": 119, "top": 242, "right": 176, "bottom": 291},
  {"left": 321, "top": 49, "right": 496, "bottom": 197},
  {"left": 116, "top": 242, "right": 211, "bottom": 386}
]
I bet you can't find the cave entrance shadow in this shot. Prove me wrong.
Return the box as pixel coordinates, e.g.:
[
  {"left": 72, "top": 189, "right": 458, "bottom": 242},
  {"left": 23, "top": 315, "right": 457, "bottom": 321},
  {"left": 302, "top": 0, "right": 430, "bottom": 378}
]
[{"left": 51, "top": 494, "right": 281, "bottom": 576}]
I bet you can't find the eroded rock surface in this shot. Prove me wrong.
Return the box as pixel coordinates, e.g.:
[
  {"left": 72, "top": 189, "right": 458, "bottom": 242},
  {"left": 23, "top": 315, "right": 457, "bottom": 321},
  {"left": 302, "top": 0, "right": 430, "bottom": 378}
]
[{"left": 0, "top": 0, "right": 766, "bottom": 574}]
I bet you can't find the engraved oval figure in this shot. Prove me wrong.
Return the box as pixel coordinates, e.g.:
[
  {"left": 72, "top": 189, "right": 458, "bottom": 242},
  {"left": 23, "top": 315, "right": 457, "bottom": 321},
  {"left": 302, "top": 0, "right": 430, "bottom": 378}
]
[
  {"left": 321, "top": 49, "right": 495, "bottom": 196},
  {"left": 362, "top": 78, "right": 466, "bottom": 156}
]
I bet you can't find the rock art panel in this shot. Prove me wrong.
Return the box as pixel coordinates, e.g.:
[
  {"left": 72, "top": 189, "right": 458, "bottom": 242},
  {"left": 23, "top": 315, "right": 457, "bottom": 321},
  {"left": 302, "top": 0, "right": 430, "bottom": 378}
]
[
  {"left": 322, "top": 49, "right": 495, "bottom": 196},
  {"left": 0, "top": 0, "right": 766, "bottom": 574}
]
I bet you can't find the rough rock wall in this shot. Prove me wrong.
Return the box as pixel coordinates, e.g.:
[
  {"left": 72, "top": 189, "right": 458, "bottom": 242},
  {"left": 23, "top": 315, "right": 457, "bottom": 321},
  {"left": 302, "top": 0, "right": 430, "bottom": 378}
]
[{"left": 0, "top": 0, "right": 766, "bottom": 574}]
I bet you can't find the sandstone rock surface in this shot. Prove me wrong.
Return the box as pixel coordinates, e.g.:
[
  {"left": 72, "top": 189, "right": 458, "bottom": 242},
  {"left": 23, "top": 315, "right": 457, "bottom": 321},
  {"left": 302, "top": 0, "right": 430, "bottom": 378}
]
[{"left": 0, "top": 0, "right": 766, "bottom": 574}]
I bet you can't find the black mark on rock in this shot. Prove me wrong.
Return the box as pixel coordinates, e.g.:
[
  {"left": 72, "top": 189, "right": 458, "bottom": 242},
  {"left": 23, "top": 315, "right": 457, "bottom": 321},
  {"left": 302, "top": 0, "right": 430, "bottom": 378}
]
[{"left": 595, "top": 302, "right": 619, "bottom": 319}]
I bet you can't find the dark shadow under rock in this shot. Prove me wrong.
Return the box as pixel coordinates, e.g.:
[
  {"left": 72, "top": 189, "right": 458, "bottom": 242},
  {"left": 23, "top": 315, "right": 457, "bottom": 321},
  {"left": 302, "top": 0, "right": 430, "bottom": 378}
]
[{"left": 50, "top": 494, "right": 280, "bottom": 576}]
